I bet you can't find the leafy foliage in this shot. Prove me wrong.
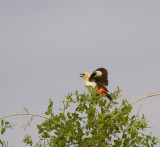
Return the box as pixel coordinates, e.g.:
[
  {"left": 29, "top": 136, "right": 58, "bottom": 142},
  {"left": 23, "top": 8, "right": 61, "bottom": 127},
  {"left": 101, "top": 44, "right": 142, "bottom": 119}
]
[
  {"left": 0, "top": 120, "right": 13, "bottom": 147},
  {"left": 23, "top": 134, "right": 33, "bottom": 146},
  {"left": 0, "top": 87, "right": 158, "bottom": 146}
]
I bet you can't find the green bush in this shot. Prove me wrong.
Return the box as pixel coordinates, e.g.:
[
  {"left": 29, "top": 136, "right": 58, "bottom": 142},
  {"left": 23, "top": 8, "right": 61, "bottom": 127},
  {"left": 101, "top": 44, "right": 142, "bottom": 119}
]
[{"left": 0, "top": 87, "right": 158, "bottom": 147}]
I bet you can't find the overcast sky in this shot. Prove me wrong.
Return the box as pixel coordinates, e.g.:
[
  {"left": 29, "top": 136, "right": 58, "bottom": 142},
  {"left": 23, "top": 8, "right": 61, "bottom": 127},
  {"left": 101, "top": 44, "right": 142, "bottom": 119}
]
[{"left": 0, "top": 1, "right": 160, "bottom": 146}]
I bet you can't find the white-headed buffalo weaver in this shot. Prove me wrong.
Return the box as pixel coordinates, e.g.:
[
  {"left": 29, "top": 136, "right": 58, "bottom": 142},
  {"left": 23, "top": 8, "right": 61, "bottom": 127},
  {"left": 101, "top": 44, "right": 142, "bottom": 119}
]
[{"left": 80, "top": 68, "right": 112, "bottom": 101}]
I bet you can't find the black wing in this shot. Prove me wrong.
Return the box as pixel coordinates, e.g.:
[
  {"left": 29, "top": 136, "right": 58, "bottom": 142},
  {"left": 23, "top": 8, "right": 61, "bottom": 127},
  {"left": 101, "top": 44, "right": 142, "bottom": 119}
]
[
  {"left": 89, "top": 68, "right": 109, "bottom": 86},
  {"left": 97, "top": 82, "right": 108, "bottom": 92}
]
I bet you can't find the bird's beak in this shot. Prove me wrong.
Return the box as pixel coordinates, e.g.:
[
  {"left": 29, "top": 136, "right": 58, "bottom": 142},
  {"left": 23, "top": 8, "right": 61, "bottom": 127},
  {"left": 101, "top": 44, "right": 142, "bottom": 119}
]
[{"left": 80, "top": 73, "right": 84, "bottom": 77}]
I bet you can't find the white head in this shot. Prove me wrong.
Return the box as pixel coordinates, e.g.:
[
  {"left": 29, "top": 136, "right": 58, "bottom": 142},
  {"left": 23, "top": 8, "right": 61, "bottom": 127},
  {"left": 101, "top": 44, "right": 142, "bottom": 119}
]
[{"left": 80, "top": 72, "right": 90, "bottom": 80}]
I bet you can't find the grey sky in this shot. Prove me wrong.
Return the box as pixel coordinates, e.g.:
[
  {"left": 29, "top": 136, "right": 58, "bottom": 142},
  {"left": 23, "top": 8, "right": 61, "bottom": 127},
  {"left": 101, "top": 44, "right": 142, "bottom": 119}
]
[{"left": 0, "top": 1, "right": 160, "bottom": 146}]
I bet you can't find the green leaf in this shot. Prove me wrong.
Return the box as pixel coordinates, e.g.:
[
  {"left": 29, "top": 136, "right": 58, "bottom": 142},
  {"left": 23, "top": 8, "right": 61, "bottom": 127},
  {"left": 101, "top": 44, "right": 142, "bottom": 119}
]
[
  {"left": 44, "top": 132, "right": 50, "bottom": 138},
  {"left": 67, "top": 112, "right": 71, "bottom": 119},
  {"left": 45, "top": 108, "right": 52, "bottom": 115},
  {"left": 37, "top": 125, "right": 44, "bottom": 133},
  {"left": 122, "top": 134, "right": 127, "bottom": 139},
  {"left": 55, "top": 131, "right": 61, "bottom": 135},
  {"left": 48, "top": 99, "right": 53, "bottom": 108},
  {"left": 1, "top": 119, "right": 4, "bottom": 126},
  {"left": 122, "top": 99, "right": 125, "bottom": 105},
  {"left": 1, "top": 128, "right": 6, "bottom": 134},
  {"left": 112, "top": 101, "right": 119, "bottom": 105},
  {"left": 76, "top": 121, "right": 80, "bottom": 127},
  {"left": 131, "top": 115, "right": 135, "bottom": 120},
  {"left": 114, "top": 139, "right": 122, "bottom": 146},
  {"left": 131, "top": 131, "right": 136, "bottom": 139},
  {"left": 98, "top": 123, "right": 104, "bottom": 129},
  {"left": 5, "top": 121, "right": 9, "bottom": 126},
  {"left": 59, "top": 113, "right": 65, "bottom": 120}
]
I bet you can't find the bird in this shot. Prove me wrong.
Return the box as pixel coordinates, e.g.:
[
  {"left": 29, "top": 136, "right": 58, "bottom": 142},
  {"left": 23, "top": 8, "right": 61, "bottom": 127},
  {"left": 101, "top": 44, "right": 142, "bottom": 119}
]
[{"left": 80, "top": 68, "right": 112, "bottom": 101}]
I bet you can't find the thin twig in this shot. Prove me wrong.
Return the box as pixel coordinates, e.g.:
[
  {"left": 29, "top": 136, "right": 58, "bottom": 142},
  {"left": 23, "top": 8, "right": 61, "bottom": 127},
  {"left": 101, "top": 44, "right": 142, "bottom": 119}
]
[
  {"left": 0, "top": 113, "right": 48, "bottom": 120},
  {"left": 136, "top": 102, "right": 143, "bottom": 116},
  {"left": 44, "top": 138, "right": 46, "bottom": 147},
  {"left": 130, "top": 91, "right": 160, "bottom": 105},
  {"left": 111, "top": 112, "right": 121, "bottom": 120},
  {"left": 23, "top": 106, "right": 29, "bottom": 114},
  {"left": 46, "top": 138, "right": 50, "bottom": 145}
]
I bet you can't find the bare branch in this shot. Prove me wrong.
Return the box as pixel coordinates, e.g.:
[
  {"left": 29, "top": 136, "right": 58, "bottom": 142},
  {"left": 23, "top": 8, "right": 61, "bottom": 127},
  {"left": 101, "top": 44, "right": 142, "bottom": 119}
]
[
  {"left": 112, "top": 91, "right": 160, "bottom": 120},
  {"left": 0, "top": 113, "right": 48, "bottom": 120},
  {"left": 130, "top": 91, "right": 160, "bottom": 105}
]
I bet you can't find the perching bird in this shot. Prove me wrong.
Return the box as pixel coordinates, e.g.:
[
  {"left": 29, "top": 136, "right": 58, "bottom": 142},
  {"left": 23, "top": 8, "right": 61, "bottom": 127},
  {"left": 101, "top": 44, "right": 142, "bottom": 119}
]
[{"left": 80, "top": 68, "right": 112, "bottom": 101}]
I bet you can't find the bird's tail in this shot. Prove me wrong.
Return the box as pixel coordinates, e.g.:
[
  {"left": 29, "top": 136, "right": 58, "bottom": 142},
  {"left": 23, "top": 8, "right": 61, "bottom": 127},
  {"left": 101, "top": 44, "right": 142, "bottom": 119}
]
[{"left": 105, "top": 93, "right": 112, "bottom": 101}]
